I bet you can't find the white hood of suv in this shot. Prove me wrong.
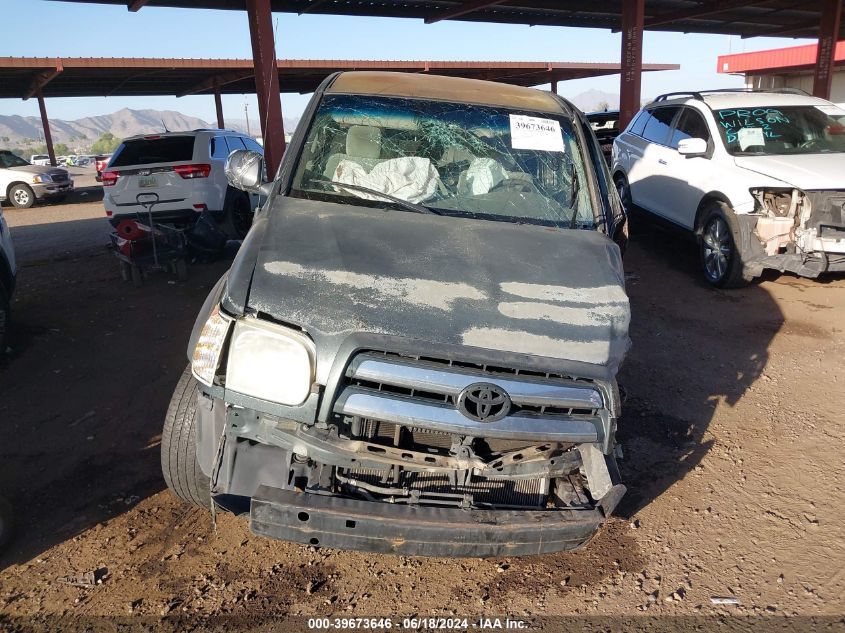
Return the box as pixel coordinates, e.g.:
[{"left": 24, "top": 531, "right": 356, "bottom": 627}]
[{"left": 734, "top": 153, "right": 845, "bottom": 190}]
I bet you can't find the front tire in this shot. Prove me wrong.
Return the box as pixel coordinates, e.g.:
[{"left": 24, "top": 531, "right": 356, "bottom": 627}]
[
  {"left": 161, "top": 366, "right": 212, "bottom": 509},
  {"left": 9, "top": 184, "right": 35, "bottom": 209},
  {"left": 614, "top": 174, "right": 632, "bottom": 214},
  {"left": 698, "top": 203, "right": 749, "bottom": 288}
]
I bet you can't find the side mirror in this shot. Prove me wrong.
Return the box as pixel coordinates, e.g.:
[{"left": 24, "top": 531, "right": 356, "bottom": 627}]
[
  {"left": 677, "top": 137, "right": 708, "bottom": 157},
  {"left": 225, "top": 149, "right": 267, "bottom": 193}
]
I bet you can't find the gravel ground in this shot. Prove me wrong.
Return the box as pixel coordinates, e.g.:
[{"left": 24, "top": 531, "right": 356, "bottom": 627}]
[{"left": 0, "top": 196, "right": 843, "bottom": 628}]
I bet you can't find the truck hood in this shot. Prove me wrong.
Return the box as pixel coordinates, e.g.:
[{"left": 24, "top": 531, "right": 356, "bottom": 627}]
[
  {"left": 245, "top": 197, "right": 630, "bottom": 380},
  {"left": 3, "top": 165, "right": 69, "bottom": 178},
  {"left": 734, "top": 153, "right": 845, "bottom": 190}
]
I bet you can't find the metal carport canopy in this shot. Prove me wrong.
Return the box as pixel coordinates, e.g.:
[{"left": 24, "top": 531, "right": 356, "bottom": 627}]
[
  {"left": 43, "top": 1, "right": 845, "bottom": 39},
  {"left": 0, "top": 57, "right": 680, "bottom": 99}
]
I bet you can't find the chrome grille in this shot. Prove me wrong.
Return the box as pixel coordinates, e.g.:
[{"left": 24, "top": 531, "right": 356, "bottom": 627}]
[{"left": 334, "top": 351, "right": 604, "bottom": 445}]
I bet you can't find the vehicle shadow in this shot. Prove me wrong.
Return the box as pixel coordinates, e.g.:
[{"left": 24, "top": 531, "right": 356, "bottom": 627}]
[
  {"left": 8, "top": 216, "right": 112, "bottom": 265},
  {"left": 614, "top": 224, "right": 782, "bottom": 517},
  {"left": 0, "top": 238, "right": 232, "bottom": 569}
]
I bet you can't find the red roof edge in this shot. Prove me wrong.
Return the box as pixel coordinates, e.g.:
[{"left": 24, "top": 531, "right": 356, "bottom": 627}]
[{"left": 717, "top": 40, "right": 845, "bottom": 74}]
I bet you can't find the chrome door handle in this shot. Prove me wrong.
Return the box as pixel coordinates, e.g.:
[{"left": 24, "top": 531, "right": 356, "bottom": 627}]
[{"left": 658, "top": 159, "right": 668, "bottom": 165}]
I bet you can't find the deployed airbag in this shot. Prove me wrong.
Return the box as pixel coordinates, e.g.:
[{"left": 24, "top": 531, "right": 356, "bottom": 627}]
[{"left": 333, "top": 157, "right": 439, "bottom": 204}]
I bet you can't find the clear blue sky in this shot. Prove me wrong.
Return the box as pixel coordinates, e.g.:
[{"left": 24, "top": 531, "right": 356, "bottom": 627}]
[{"left": 0, "top": 0, "right": 812, "bottom": 123}]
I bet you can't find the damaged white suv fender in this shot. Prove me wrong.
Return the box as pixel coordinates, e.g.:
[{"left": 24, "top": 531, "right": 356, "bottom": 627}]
[
  {"left": 612, "top": 89, "right": 845, "bottom": 287},
  {"left": 160, "top": 71, "right": 630, "bottom": 557}
]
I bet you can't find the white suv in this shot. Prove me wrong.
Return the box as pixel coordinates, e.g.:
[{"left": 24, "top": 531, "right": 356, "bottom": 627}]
[
  {"left": 612, "top": 89, "right": 845, "bottom": 287},
  {"left": 103, "top": 130, "right": 264, "bottom": 238}
]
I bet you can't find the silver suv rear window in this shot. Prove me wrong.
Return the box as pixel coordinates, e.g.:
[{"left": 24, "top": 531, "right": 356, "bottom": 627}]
[{"left": 110, "top": 136, "right": 194, "bottom": 167}]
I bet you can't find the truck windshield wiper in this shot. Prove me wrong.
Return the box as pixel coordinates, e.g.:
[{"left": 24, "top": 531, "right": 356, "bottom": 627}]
[
  {"left": 310, "top": 178, "right": 439, "bottom": 215},
  {"left": 569, "top": 163, "right": 581, "bottom": 228}
]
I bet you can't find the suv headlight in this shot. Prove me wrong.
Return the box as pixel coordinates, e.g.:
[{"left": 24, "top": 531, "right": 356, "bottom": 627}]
[
  {"left": 32, "top": 174, "right": 52, "bottom": 183},
  {"left": 191, "top": 306, "right": 232, "bottom": 386},
  {"left": 226, "top": 318, "right": 316, "bottom": 406}
]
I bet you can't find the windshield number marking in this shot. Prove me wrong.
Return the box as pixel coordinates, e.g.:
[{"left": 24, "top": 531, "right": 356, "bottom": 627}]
[{"left": 509, "top": 114, "right": 565, "bottom": 152}]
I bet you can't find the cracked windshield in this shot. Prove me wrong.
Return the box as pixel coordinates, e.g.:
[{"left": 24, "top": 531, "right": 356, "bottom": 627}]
[{"left": 291, "top": 94, "right": 593, "bottom": 228}]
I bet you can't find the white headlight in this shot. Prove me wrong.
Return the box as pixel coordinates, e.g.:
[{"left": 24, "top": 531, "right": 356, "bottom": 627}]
[
  {"left": 191, "top": 306, "right": 232, "bottom": 386},
  {"left": 226, "top": 318, "right": 316, "bottom": 406}
]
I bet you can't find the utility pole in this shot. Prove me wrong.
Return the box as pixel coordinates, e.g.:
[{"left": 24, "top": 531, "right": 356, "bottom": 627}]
[{"left": 244, "top": 100, "right": 251, "bottom": 137}]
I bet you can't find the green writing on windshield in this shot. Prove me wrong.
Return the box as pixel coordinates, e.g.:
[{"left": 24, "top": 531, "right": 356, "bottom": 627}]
[{"left": 717, "top": 108, "right": 789, "bottom": 145}]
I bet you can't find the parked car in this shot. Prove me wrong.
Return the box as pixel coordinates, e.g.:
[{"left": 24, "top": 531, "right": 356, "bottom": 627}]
[
  {"left": 94, "top": 154, "right": 111, "bottom": 181},
  {"left": 30, "top": 154, "right": 51, "bottom": 166},
  {"left": 159, "top": 71, "right": 629, "bottom": 557},
  {"left": 0, "top": 201, "right": 16, "bottom": 352},
  {"left": 613, "top": 89, "right": 845, "bottom": 287},
  {"left": 102, "top": 130, "right": 263, "bottom": 238},
  {"left": 586, "top": 109, "right": 620, "bottom": 164},
  {"left": 0, "top": 150, "right": 73, "bottom": 209}
]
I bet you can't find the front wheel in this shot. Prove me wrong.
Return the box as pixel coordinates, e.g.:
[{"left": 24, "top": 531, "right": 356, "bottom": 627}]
[
  {"left": 9, "top": 184, "right": 35, "bottom": 209},
  {"left": 614, "top": 174, "right": 632, "bottom": 214},
  {"left": 698, "top": 203, "right": 750, "bottom": 288},
  {"left": 161, "top": 366, "right": 212, "bottom": 509}
]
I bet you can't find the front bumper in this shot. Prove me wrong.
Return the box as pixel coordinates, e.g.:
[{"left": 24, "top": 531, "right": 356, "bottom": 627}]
[
  {"left": 32, "top": 181, "right": 73, "bottom": 199},
  {"left": 250, "top": 485, "right": 606, "bottom": 557}
]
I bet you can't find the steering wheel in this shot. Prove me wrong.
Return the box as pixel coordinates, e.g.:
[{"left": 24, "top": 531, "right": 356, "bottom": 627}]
[{"left": 489, "top": 178, "right": 539, "bottom": 194}]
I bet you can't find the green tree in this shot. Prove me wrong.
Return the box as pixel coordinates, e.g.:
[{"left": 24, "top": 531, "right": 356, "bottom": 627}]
[
  {"left": 54, "top": 143, "right": 70, "bottom": 156},
  {"left": 91, "top": 132, "right": 122, "bottom": 155}
]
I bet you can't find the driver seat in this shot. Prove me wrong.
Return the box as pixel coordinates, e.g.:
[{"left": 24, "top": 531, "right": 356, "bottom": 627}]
[{"left": 323, "top": 125, "right": 384, "bottom": 179}]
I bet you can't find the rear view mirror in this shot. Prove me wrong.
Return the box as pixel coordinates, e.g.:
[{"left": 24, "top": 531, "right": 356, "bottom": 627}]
[
  {"left": 677, "top": 137, "right": 708, "bottom": 157},
  {"left": 225, "top": 150, "right": 267, "bottom": 193}
]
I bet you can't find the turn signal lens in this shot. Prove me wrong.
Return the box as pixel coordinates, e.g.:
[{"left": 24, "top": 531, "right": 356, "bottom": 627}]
[
  {"left": 102, "top": 171, "right": 119, "bottom": 186},
  {"left": 191, "top": 306, "right": 232, "bottom": 386}
]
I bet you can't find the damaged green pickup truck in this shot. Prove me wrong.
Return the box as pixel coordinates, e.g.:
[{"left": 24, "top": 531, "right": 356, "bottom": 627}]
[{"left": 161, "top": 71, "right": 630, "bottom": 557}]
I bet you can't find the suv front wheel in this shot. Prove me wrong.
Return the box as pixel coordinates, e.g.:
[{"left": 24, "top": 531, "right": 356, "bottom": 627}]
[{"left": 698, "top": 202, "right": 750, "bottom": 289}]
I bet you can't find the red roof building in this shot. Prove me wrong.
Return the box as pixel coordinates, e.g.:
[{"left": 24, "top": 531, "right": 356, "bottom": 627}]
[{"left": 718, "top": 41, "right": 845, "bottom": 103}]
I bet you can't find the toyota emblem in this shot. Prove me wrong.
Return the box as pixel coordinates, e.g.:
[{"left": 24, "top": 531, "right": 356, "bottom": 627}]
[{"left": 457, "top": 382, "right": 511, "bottom": 423}]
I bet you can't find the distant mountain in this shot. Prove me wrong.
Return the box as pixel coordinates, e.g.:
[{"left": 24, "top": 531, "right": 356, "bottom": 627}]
[
  {"left": 568, "top": 89, "right": 620, "bottom": 113},
  {"left": 0, "top": 108, "right": 300, "bottom": 149}
]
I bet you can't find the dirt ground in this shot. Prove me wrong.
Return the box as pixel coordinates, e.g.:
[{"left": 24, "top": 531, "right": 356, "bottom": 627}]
[{"left": 1, "top": 188, "right": 844, "bottom": 627}]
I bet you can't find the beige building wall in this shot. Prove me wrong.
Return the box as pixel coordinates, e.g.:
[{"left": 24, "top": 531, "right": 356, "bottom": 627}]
[{"left": 743, "top": 69, "right": 845, "bottom": 104}]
